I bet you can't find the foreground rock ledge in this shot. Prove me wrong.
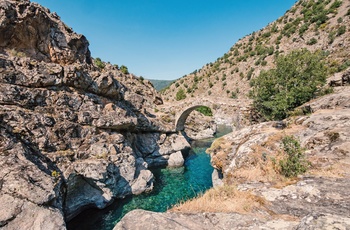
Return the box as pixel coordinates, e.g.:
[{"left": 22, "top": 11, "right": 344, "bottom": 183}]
[{"left": 114, "top": 209, "right": 350, "bottom": 230}]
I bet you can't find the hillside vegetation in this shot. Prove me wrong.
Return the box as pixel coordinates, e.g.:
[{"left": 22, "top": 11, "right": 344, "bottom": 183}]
[
  {"left": 148, "top": 79, "right": 174, "bottom": 91},
  {"left": 161, "top": 0, "right": 350, "bottom": 105}
]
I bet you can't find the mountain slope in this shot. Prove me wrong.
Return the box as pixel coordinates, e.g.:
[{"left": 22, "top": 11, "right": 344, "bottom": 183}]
[
  {"left": 148, "top": 79, "right": 174, "bottom": 91},
  {"left": 161, "top": 0, "right": 350, "bottom": 102}
]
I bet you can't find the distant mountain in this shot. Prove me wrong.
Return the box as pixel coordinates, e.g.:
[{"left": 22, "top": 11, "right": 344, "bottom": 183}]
[
  {"left": 148, "top": 79, "right": 174, "bottom": 91},
  {"left": 161, "top": 0, "right": 350, "bottom": 102}
]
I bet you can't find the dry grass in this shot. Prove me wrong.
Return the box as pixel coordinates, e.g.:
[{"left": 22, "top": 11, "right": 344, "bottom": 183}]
[
  {"left": 308, "top": 160, "right": 350, "bottom": 178},
  {"left": 206, "top": 137, "right": 232, "bottom": 170},
  {"left": 206, "top": 137, "right": 226, "bottom": 153},
  {"left": 224, "top": 132, "right": 301, "bottom": 187},
  {"left": 170, "top": 185, "right": 267, "bottom": 214},
  {"left": 224, "top": 144, "right": 284, "bottom": 185}
]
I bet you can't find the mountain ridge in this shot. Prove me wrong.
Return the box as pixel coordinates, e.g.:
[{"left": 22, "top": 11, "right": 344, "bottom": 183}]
[{"left": 161, "top": 0, "right": 350, "bottom": 103}]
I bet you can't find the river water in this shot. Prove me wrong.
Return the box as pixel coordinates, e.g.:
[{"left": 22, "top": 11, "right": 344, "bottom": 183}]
[{"left": 68, "top": 125, "right": 231, "bottom": 230}]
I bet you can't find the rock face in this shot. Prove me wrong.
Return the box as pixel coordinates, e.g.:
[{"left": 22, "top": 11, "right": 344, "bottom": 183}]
[
  {"left": 0, "top": 1, "right": 190, "bottom": 229},
  {"left": 0, "top": 0, "right": 91, "bottom": 65}
]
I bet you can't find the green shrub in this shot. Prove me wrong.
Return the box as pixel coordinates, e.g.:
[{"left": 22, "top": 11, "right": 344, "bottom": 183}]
[
  {"left": 279, "top": 135, "right": 309, "bottom": 178},
  {"left": 299, "top": 23, "right": 309, "bottom": 35},
  {"left": 337, "top": 25, "right": 346, "bottom": 36},
  {"left": 94, "top": 58, "right": 105, "bottom": 69},
  {"left": 307, "top": 37, "right": 318, "bottom": 45},
  {"left": 328, "top": 30, "right": 336, "bottom": 44},
  {"left": 230, "top": 92, "right": 237, "bottom": 99},
  {"left": 249, "top": 49, "right": 327, "bottom": 120},
  {"left": 329, "top": 0, "right": 342, "bottom": 12},
  {"left": 120, "top": 65, "right": 129, "bottom": 74},
  {"left": 176, "top": 88, "right": 186, "bottom": 101},
  {"left": 195, "top": 106, "right": 213, "bottom": 116},
  {"left": 246, "top": 68, "right": 254, "bottom": 80}
]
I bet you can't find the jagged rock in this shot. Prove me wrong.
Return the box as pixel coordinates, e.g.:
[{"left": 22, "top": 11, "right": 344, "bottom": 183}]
[
  {"left": 131, "top": 158, "right": 154, "bottom": 195},
  {"left": 1, "top": 200, "right": 66, "bottom": 230},
  {"left": 0, "top": 1, "right": 187, "bottom": 228},
  {"left": 0, "top": 0, "right": 91, "bottom": 65},
  {"left": 132, "top": 132, "right": 190, "bottom": 167}
]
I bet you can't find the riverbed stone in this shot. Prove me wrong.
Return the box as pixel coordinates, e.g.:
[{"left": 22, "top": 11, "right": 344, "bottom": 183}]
[{"left": 168, "top": 151, "right": 185, "bottom": 167}]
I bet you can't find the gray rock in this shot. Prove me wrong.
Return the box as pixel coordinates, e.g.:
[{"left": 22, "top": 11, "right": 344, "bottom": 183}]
[
  {"left": 114, "top": 209, "right": 299, "bottom": 230},
  {"left": 1, "top": 201, "right": 66, "bottom": 230},
  {"left": 211, "top": 169, "right": 224, "bottom": 187},
  {"left": 0, "top": 1, "right": 184, "bottom": 228},
  {"left": 168, "top": 151, "right": 185, "bottom": 167}
]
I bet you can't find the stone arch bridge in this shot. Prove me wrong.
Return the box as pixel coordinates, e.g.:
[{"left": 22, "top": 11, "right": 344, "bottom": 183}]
[
  {"left": 158, "top": 97, "right": 252, "bottom": 132},
  {"left": 174, "top": 99, "right": 215, "bottom": 131}
]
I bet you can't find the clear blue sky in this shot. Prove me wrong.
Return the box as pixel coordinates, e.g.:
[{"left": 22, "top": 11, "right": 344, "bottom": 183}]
[{"left": 33, "top": 0, "right": 296, "bottom": 80}]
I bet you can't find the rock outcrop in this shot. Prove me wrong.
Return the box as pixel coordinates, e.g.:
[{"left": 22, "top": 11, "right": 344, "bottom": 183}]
[
  {"left": 0, "top": 0, "right": 190, "bottom": 228},
  {"left": 114, "top": 209, "right": 350, "bottom": 230},
  {"left": 0, "top": 0, "right": 91, "bottom": 65}
]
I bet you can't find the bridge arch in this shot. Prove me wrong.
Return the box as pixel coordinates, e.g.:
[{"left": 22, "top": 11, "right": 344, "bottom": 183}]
[{"left": 175, "top": 105, "right": 213, "bottom": 131}]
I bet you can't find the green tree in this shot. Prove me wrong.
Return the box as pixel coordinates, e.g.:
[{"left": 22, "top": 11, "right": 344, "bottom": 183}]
[
  {"left": 279, "top": 135, "right": 309, "bottom": 177},
  {"left": 195, "top": 106, "right": 213, "bottom": 116},
  {"left": 249, "top": 49, "right": 327, "bottom": 120},
  {"left": 337, "top": 25, "right": 346, "bottom": 36},
  {"left": 176, "top": 88, "right": 186, "bottom": 101},
  {"left": 120, "top": 65, "right": 129, "bottom": 74},
  {"left": 94, "top": 57, "right": 105, "bottom": 69}
]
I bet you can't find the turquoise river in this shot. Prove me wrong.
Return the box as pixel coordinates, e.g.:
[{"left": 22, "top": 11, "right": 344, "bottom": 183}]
[{"left": 68, "top": 125, "right": 231, "bottom": 230}]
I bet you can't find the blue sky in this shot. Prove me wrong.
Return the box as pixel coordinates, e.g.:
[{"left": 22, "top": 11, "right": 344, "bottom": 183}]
[{"left": 33, "top": 0, "right": 296, "bottom": 80}]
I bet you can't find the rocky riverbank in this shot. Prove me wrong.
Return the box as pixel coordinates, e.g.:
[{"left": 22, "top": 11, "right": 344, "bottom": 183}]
[{"left": 115, "top": 86, "right": 350, "bottom": 229}]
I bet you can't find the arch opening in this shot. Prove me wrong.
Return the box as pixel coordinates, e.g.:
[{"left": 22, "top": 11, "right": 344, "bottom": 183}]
[{"left": 175, "top": 105, "right": 214, "bottom": 133}]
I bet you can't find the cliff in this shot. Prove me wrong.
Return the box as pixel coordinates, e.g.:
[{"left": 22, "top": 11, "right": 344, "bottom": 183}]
[{"left": 0, "top": 0, "right": 190, "bottom": 228}]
